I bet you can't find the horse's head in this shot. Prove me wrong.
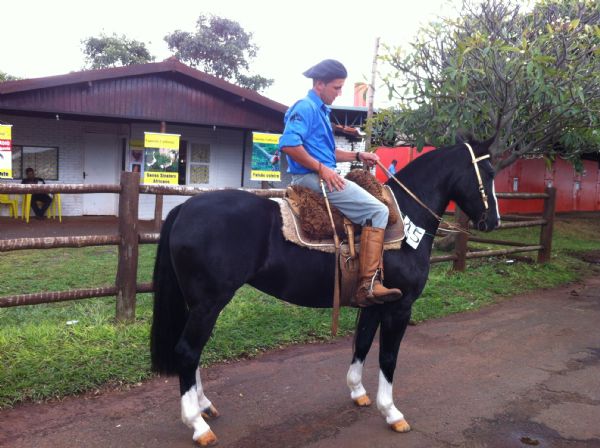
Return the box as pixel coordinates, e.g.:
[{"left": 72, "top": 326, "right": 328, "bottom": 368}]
[{"left": 450, "top": 136, "right": 500, "bottom": 232}]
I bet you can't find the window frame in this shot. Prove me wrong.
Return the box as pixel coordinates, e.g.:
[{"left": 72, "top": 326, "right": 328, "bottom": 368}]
[
  {"left": 12, "top": 145, "right": 59, "bottom": 180},
  {"left": 187, "top": 142, "right": 211, "bottom": 186}
]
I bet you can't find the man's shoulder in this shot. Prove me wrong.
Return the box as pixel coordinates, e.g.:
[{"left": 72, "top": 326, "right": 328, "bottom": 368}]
[{"left": 289, "top": 97, "right": 318, "bottom": 114}]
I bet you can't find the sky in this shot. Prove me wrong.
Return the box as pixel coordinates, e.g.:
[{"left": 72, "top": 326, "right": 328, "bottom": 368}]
[{"left": 4, "top": 0, "right": 462, "bottom": 108}]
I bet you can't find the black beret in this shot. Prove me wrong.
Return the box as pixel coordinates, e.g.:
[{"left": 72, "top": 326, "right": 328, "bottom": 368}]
[{"left": 302, "top": 59, "right": 347, "bottom": 80}]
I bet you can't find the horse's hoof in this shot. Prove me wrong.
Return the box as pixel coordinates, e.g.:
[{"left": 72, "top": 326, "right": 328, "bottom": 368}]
[
  {"left": 195, "top": 429, "right": 218, "bottom": 446},
  {"left": 353, "top": 394, "right": 372, "bottom": 407},
  {"left": 390, "top": 419, "right": 411, "bottom": 433},
  {"left": 201, "top": 404, "right": 220, "bottom": 420}
]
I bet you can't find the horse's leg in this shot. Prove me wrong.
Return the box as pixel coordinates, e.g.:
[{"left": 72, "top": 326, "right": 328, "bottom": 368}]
[
  {"left": 347, "top": 307, "right": 380, "bottom": 407},
  {"left": 177, "top": 296, "right": 231, "bottom": 447},
  {"left": 376, "top": 307, "right": 412, "bottom": 432},
  {"left": 196, "top": 367, "right": 220, "bottom": 420}
]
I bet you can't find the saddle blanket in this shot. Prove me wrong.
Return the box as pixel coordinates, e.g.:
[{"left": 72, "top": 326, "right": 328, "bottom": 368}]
[{"left": 274, "top": 185, "right": 405, "bottom": 254}]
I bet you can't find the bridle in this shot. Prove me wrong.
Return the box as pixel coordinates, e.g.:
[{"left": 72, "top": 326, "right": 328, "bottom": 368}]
[
  {"left": 376, "top": 143, "right": 492, "bottom": 235},
  {"left": 464, "top": 143, "right": 490, "bottom": 211}
]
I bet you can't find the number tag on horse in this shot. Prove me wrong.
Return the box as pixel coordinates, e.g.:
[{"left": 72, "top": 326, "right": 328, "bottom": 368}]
[{"left": 402, "top": 215, "right": 426, "bottom": 249}]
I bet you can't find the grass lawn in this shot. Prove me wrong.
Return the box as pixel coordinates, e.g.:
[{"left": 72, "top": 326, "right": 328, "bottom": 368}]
[{"left": 0, "top": 214, "right": 599, "bottom": 408}]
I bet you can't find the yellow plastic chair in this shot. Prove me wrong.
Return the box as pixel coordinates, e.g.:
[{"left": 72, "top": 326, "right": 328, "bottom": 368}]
[
  {"left": 21, "top": 194, "right": 32, "bottom": 223},
  {"left": 46, "top": 193, "right": 62, "bottom": 222},
  {"left": 21, "top": 193, "right": 62, "bottom": 223},
  {"left": 0, "top": 194, "right": 19, "bottom": 218}
]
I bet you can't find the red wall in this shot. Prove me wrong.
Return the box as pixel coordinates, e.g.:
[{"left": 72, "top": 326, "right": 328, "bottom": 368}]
[{"left": 375, "top": 146, "right": 600, "bottom": 214}]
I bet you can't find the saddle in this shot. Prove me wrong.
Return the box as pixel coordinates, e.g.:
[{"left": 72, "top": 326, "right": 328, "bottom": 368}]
[
  {"left": 275, "top": 169, "right": 406, "bottom": 313},
  {"left": 277, "top": 170, "right": 405, "bottom": 254}
]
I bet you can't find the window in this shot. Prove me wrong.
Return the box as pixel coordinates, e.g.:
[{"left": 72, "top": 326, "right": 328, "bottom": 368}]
[
  {"left": 189, "top": 143, "right": 210, "bottom": 184},
  {"left": 12, "top": 146, "right": 59, "bottom": 180}
]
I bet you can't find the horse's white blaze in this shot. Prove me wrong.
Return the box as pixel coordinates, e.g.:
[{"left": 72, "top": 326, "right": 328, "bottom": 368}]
[
  {"left": 376, "top": 370, "right": 405, "bottom": 425},
  {"left": 347, "top": 360, "right": 367, "bottom": 400},
  {"left": 195, "top": 367, "right": 212, "bottom": 411},
  {"left": 492, "top": 182, "right": 501, "bottom": 225},
  {"left": 181, "top": 386, "right": 211, "bottom": 440}
]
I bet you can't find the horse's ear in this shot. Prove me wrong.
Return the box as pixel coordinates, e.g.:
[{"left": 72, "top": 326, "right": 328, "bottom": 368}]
[
  {"left": 478, "top": 135, "right": 496, "bottom": 155},
  {"left": 455, "top": 129, "right": 473, "bottom": 145}
]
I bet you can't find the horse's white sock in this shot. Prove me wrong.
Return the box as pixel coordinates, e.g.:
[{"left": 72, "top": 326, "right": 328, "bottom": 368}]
[
  {"left": 181, "top": 386, "right": 211, "bottom": 440},
  {"left": 376, "top": 370, "right": 405, "bottom": 424},
  {"left": 347, "top": 360, "right": 367, "bottom": 400},
  {"left": 195, "top": 367, "right": 212, "bottom": 411}
]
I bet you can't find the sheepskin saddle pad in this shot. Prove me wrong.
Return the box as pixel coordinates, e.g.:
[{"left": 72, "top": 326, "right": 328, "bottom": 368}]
[{"left": 275, "top": 169, "right": 405, "bottom": 254}]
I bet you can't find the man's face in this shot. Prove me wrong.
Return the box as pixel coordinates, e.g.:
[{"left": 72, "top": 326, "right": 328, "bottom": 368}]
[
  {"left": 26, "top": 170, "right": 35, "bottom": 179},
  {"left": 315, "top": 78, "right": 345, "bottom": 105}
]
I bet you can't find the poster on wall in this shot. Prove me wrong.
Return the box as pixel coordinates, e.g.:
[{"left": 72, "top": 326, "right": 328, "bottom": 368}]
[
  {"left": 142, "top": 132, "right": 180, "bottom": 185},
  {"left": 0, "top": 124, "right": 12, "bottom": 179},
  {"left": 129, "top": 139, "right": 145, "bottom": 175},
  {"left": 251, "top": 132, "right": 281, "bottom": 182}
]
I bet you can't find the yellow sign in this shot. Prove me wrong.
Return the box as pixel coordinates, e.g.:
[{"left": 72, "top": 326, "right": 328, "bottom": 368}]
[
  {"left": 251, "top": 132, "right": 281, "bottom": 182},
  {"left": 143, "top": 132, "right": 181, "bottom": 185},
  {"left": 142, "top": 171, "right": 179, "bottom": 185},
  {"left": 253, "top": 133, "right": 280, "bottom": 145},
  {"left": 130, "top": 139, "right": 144, "bottom": 149},
  {"left": 250, "top": 170, "right": 281, "bottom": 180},
  {"left": 144, "top": 132, "right": 180, "bottom": 150},
  {"left": 0, "top": 124, "right": 12, "bottom": 140},
  {"left": 0, "top": 124, "right": 13, "bottom": 179}
]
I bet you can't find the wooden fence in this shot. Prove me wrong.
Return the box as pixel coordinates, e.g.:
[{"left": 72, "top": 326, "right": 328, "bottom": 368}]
[
  {"left": 0, "top": 173, "right": 556, "bottom": 320},
  {"left": 433, "top": 188, "right": 557, "bottom": 270}
]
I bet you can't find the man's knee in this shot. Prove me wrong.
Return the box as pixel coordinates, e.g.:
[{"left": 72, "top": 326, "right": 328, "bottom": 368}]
[{"left": 371, "top": 203, "right": 389, "bottom": 229}]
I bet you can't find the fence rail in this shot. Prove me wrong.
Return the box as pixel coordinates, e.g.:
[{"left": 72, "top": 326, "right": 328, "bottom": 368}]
[
  {"left": 451, "top": 187, "right": 556, "bottom": 271},
  {"left": 0, "top": 176, "right": 556, "bottom": 317}
]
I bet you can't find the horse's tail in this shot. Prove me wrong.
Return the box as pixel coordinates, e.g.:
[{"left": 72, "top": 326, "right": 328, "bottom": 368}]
[{"left": 150, "top": 204, "right": 186, "bottom": 375}]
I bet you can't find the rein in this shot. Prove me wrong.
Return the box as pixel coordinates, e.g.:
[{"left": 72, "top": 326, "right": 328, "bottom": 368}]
[
  {"left": 375, "top": 143, "right": 490, "bottom": 236},
  {"left": 320, "top": 179, "right": 341, "bottom": 336}
]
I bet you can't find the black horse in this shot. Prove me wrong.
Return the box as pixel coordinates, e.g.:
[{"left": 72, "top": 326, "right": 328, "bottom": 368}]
[{"left": 150, "top": 137, "right": 500, "bottom": 446}]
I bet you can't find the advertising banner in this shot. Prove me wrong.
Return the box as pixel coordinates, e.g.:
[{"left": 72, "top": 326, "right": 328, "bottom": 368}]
[
  {"left": 142, "top": 132, "right": 181, "bottom": 185},
  {"left": 0, "top": 124, "right": 13, "bottom": 179},
  {"left": 251, "top": 132, "right": 281, "bottom": 182}
]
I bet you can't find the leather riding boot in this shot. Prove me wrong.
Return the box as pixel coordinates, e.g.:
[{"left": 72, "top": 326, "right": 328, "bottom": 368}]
[{"left": 353, "top": 226, "right": 403, "bottom": 307}]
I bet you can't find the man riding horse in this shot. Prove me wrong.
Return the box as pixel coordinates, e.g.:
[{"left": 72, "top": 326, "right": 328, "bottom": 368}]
[{"left": 279, "top": 59, "right": 402, "bottom": 307}]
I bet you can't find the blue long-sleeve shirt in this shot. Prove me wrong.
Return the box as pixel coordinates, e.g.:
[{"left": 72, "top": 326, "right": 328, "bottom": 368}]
[{"left": 278, "top": 90, "right": 336, "bottom": 174}]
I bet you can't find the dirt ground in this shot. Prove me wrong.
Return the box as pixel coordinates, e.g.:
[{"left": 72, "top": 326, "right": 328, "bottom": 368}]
[{"left": 1, "top": 272, "right": 599, "bottom": 448}]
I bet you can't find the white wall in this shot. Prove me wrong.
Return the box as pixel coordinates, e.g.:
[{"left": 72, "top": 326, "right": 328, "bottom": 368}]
[
  {"left": 0, "top": 114, "right": 125, "bottom": 217},
  {"left": 0, "top": 114, "right": 366, "bottom": 219},
  {"left": 335, "top": 135, "right": 365, "bottom": 177}
]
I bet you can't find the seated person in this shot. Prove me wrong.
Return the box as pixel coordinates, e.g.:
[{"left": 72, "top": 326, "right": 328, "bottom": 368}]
[{"left": 21, "top": 167, "right": 52, "bottom": 219}]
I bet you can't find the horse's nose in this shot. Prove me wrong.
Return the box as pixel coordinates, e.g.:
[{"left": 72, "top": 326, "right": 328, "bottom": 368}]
[{"left": 477, "top": 220, "right": 488, "bottom": 232}]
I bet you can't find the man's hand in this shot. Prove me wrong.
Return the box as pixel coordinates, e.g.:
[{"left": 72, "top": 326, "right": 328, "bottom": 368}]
[
  {"left": 320, "top": 165, "right": 346, "bottom": 192},
  {"left": 358, "top": 151, "right": 379, "bottom": 168}
]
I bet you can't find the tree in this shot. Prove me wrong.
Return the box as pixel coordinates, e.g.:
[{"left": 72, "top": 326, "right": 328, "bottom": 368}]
[
  {"left": 372, "top": 0, "right": 600, "bottom": 170},
  {"left": 82, "top": 33, "right": 155, "bottom": 69},
  {"left": 164, "top": 14, "right": 273, "bottom": 92},
  {"left": 0, "top": 71, "right": 19, "bottom": 82}
]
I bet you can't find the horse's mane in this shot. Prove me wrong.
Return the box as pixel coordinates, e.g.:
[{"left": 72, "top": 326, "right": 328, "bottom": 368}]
[{"left": 394, "top": 136, "right": 492, "bottom": 178}]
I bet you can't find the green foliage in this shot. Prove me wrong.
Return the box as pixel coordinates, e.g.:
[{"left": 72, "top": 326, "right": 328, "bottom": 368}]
[
  {"left": 164, "top": 14, "right": 273, "bottom": 92},
  {"left": 0, "top": 71, "right": 19, "bottom": 82},
  {"left": 82, "top": 33, "right": 155, "bottom": 69},
  {"left": 372, "top": 0, "right": 600, "bottom": 170}
]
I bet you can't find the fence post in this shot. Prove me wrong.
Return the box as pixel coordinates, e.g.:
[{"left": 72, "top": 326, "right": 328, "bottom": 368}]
[
  {"left": 154, "top": 194, "right": 163, "bottom": 231},
  {"left": 538, "top": 186, "right": 556, "bottom": 264},
  {"left": 452, "top": 206, "right": 469, "bottom": 272},
  {"left": 116, "top": 171, "right": 140, "bottom": 322}
]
